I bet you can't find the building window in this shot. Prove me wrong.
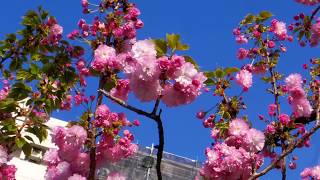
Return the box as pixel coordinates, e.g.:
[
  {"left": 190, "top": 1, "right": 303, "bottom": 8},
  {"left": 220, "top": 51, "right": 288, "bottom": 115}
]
[{"left": 25, "top": 144, "right": 46, "bottom": 164}]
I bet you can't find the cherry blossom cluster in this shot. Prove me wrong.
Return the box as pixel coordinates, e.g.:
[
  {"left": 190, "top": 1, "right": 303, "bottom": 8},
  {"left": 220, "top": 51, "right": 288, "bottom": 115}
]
[
  {"left": 93, "top": 104, "right": 138, "bottom": 165},
  {"left": 285, "top": 73, "right": 313, "bottom": 117},
  {"left": 0, "top": 146, "right": 16, "bottom": 180},
  {"left": 41, "top": 17, "right": 63, "bottom": 45},
  {"left": 91, "top": 39, "right": 206, "bottom": 106},
  {"left": 44, "top": 125, "right": 89, "bottom": 179},
  {"left": 301, "top": 165, "right": 320, "bottom": 179},
  {"left": 234, "top": 18, "right": 291, "bottom": 61},
  {"left": 200, "top": 118, "right": 265, "bottom": 179},
  {"left": 44, "top": 103, "right": 138, "bottom": 179},
  {"left": 70, "top": 1, "right": 143, "bottom": 41},
  {"left": 311, "top": 18, "right": 320, "bottom": 46}
]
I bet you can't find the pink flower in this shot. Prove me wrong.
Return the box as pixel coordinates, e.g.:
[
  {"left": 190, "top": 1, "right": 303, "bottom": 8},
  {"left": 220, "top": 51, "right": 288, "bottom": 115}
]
[
  {"left": 133, "top": 119, "right": 140, "bottom": 126},
  {"left": 131, "top": 39, "right": 157, "bottom": 63},
  {"left": 110, "top": 79, "right": 130, "bottom": 101},
  {"left": 268, "top": 104, "right": 278, "bottom": 116},
  {"left": 285, "top": 74, "right": 313, "bottom": 117},
  {"left": 70, "top": 153, "right": 89, "bottom": 176},
  {"left": 278, "top": 113, "right": 291, "bottom": 126},
  {"left": 301, "top": 165, "right": 320, "bottom": 179},
  {"left": 1, "top": 165, "right": 16, "bottom": 180},
  {"left": 236, "top": 48, "right": 249, "bottom": 60},
  {"left": 50, "top": 24, "right": 63, "bottom": 36},
  {"left": 266, "top": 122, "right": 276, "bottom": 134},
  {"left": 200, "top": 142, "right": 263, "bottom": 180},
  {"left": 311, "top": 20, "right": 320, "bottom": 46},
  {"left": 74, "top": 94, "right": 83, "bottom": 106},
  {"left": 44, "top": 149, "right": 61, "bottom": 166},
  {"left": 246, "top": 128, "right": 265, "bottom": 152},
  {"left": 95, "top": 105, "right": 110, "bottom": 118},
  {"left": 130, "top": 77, "right": 161, "bottom": 102},
  {"left": 91, "top": 45, "right": 117, "bottom": 72},
  {"left": 285, "top": 73, "right": 302, "bottom": 90},
  {"left": 45, "top": 161, "right": 72, "bottom": 180},
  {"left": 236, "top": 35, "right": 248, "bottom": 44},
  {"left": 228, "top": 118, "right": 249, "bottom": 136},
  {"left": 235, "top": 69, "right": 252, "bottom": 91},
  {"left": 270, "top": 19, "right": 287, "bottom": 40}
]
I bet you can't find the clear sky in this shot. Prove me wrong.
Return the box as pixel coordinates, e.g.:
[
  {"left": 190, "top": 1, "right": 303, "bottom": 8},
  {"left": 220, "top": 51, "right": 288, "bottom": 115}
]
[{"left": 0, "top": 0, "right": 319, "bottom": 179}]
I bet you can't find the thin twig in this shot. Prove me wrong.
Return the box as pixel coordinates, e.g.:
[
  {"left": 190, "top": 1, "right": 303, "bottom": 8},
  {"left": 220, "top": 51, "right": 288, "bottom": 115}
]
[
  {"left": 99, "top": 89, "right": 165, "bottom": 180},
  {"left": 250, "top": 122, "right": 320, "bottom": 180},
  {"left": 99, "top": 89, "right": 156, "bottom": 120}
]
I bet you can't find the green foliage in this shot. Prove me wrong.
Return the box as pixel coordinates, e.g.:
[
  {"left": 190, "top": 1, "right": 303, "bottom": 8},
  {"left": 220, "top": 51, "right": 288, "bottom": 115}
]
[{"left": 240, "top": 11, "right": 273, "bottom": 25}]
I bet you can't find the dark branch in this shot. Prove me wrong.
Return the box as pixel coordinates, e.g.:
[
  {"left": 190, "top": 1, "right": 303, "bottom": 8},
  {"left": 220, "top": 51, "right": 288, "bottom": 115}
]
[
  {"left": 98, "top": 89, "right": 155, "bottom": 120},
  {"left": 250, "top": 122, "right": 320, "bottom": 179},
  {"left": 99, "top": 89, "right": 164, "bottom": 180}
]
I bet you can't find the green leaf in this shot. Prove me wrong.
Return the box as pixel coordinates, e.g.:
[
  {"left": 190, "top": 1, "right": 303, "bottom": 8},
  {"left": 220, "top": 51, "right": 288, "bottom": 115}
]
[
  {"left": 241, "top": 14, "right": 255, "bottom": 25},
  {"left": 224, "top": 67, "right": 240, "bottom": 74},
  {"left": 9, "top": 82, "right": 32, "bottom": 100},
  {"left": 183, "top": 56, "right": 199, "bottom": 70},
  {"left": 26, "top": 126, "right": 48, "bottom": 143},
  {"left": 153, "top": 39, "right": 167, "bottom": 56},
  {"left": 259, "top": 11, "right": 273, "bottom": 19},
  {"left": 176, "top": 42, "right": 189, "bottom": 51},
  {"left": 204, "top": 71, "right": 216, "bottom": 78},
  {"left": 16, "top": 70, "right": 30, "bottom": 80},
  {"left": 204, "top": 78, "right": 215, "bottom": 86},
  {"left": 16, "top": 137, "right": 27, "bottom": 148},
  {"left": 166, "top": 33, "right": 180, "bottom": 49},
  {"left": 215, "top": 68, "right": 225, "bottom": 78},
  {"left": 22, "top": 143, "right": 32, "bottom": 157},
  {"left": 0, "top": 98, "right": 17, "bottom": 112},
  {"left": 30, "top": 63, "right": 39, "bottom": 75}
]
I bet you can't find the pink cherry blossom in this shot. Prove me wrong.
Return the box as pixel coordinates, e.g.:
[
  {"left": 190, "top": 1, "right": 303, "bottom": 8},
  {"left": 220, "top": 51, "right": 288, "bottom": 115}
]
[
  {"left": 110, "top": 79, "right": 130, "bottom": 101},
  {"left": 246, "top": 128, "right": 265, "bottom": 152},
  {"left": 236, "top": 48, "right": 249, "bottom": 60},
  {"left": 311, "top": 19, "right": 320, "bottom": 46},
  {"left": 236, "top": 35, "right": 248, "bottom": 44},
  {"left": 50, "top": 24, "right": 63, "bottom": 36},
  {"left": 285, "top": 73, "right": 303, "bottom": 90},
  {"left": 228, "top": 118, "right": 249, "bottom": 136},
  {"left": 265, "top": 122, "right": 276, "bottom": 135},
  {"left": 44, "top": 149, "right": 61, "bottom": 166},
  {"left": 278, "top": 113, "right": 291, "bottom": 126},
  {"left": 91, "top": 45, "right": 117, "bottom": 72},
  {"left": 235, "top": 69, "right": 252, "bottom": 91},
  {"left": 1, "top": 165, "right": 16, "bottom": 180},
  {"left": 270, "top": 19, "right": 287, "bottom": 40},
  {"left": 301, "top": 165, "right": 320, "bottom": 180},
  {"left": 45, "top": 161, "right": 72, "bottom": 180}
]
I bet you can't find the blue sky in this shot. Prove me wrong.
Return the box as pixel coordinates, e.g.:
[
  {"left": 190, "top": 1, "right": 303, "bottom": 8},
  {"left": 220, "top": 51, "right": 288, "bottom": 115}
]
[{"left": 0, "top": 0, "right": 319, "bottom": 179}]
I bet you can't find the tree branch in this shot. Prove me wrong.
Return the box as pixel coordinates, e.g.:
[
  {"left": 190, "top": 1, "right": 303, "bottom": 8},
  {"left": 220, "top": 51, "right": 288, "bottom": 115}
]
[
  {"left": 250, "top": 121, "right": 320, "bottom": 179},
  {"left": 98, "top": 89, "right": 155, "bottom": 119},
  {"left": 99, "top": 89, "right": 164, "bottom": 180}
]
